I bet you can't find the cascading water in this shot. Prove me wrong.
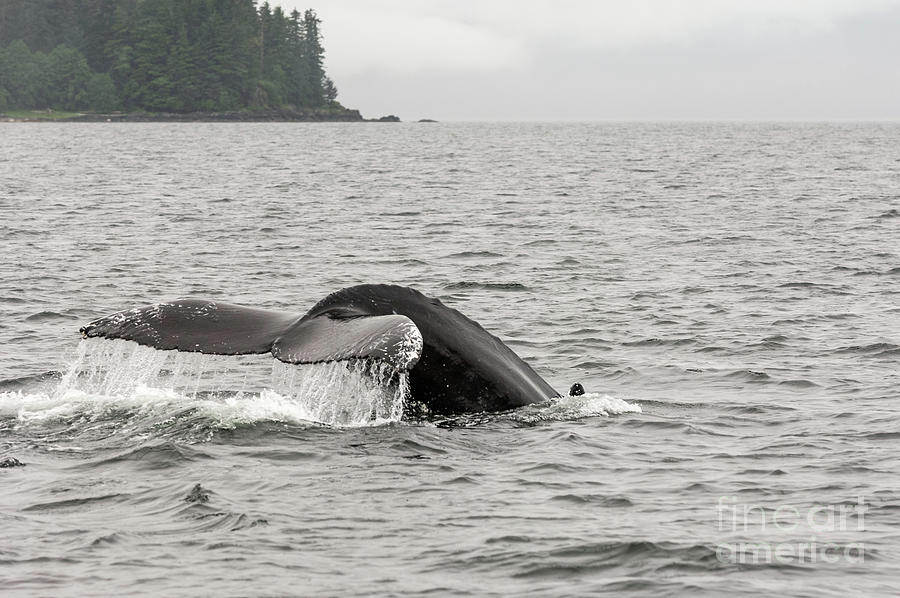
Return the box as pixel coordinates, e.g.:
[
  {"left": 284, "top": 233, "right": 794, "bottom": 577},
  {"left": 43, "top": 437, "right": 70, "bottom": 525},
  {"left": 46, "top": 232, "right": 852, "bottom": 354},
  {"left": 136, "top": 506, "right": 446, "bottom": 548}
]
[
  {"left": 270, "top": 359, "right": 409, "bottom": 425},
  {"left": 47, "top": 338, "right": 410, "bottom": 427}
]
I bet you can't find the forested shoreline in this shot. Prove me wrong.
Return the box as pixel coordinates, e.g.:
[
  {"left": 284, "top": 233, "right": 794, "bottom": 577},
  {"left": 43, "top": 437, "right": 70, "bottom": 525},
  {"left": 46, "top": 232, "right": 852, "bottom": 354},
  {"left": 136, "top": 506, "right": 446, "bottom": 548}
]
[{"left": 0, "top": 0, "right": 358, "bottom": 118}]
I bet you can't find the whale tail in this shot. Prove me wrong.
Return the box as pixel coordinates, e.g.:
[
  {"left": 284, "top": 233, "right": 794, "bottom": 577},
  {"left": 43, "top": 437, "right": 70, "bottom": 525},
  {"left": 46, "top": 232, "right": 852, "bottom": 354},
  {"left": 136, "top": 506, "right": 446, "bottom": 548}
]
[{"left": 80, "top": 299, "right": 424, "bottom": 372}]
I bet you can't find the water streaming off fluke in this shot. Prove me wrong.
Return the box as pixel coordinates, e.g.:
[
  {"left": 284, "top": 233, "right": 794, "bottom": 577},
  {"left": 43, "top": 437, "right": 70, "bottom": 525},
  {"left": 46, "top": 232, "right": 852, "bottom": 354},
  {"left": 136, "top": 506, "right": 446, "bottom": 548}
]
[{"left": 21, "top": 339, "right": 412, "bottom": 428}]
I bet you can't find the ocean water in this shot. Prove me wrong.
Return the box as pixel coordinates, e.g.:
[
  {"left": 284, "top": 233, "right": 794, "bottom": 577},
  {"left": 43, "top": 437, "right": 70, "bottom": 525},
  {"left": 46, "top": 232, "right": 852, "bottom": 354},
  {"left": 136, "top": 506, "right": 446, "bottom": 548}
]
[{"left": 1, "top": 122, "right": 898, "bottom": 596}]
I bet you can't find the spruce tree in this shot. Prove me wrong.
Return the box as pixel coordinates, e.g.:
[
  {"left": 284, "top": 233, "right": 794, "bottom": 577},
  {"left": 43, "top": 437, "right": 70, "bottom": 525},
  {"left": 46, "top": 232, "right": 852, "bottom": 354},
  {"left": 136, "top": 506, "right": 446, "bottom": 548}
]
[
  {"left": 0, "top": 1, "right": 343, "bottom": 114},
  {"left": 300, "top": 9, "right": 325, "bottom": 106}
]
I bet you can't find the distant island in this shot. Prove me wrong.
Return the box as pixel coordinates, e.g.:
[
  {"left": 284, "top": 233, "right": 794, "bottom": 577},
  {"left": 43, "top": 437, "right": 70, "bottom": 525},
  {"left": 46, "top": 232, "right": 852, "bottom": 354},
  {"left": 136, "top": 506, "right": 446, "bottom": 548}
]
[{"left": 0, "top": 0, "right": 391, "bottom": 121}]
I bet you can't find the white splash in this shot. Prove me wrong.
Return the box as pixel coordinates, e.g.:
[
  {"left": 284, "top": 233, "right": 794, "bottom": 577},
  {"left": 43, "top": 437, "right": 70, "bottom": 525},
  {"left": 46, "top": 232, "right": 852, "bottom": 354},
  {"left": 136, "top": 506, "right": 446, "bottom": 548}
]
[
  {"left": 546, "top": 392, "right": 643, "bottom": 418},
  {"left": 1, "top": 339, "right": 409, "bottom": 428}
]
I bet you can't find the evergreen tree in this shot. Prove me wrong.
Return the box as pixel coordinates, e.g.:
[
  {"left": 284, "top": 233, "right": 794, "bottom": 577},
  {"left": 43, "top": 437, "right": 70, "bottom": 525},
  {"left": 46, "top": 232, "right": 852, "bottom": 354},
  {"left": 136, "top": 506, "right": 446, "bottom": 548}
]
[
  {"left": 323, "top": 75, "right": 337, "bottom": 105},
  {"left": 127, "top": 1, "right": 179, "bottom": 111},
  {"left": 0, "top": 1, "right": 342, "bottom": 114},
  {"left": 283, "top": 9, "right": 308, "bottom": 106},
  {"left": 44, "top": 44, "right": 93, "bottom": 110},
  {"left": 77, "top": 0, "right": 119, "bottom": 72},
  {"left": 167, "top": 21, "right": 194, "bottom": 110},
  {"left": 84, "top": 72, "right": 119, "bottom": 111},
  {"left": 0, "top": 40, "right": 45, "bottom": 108},
  {"left": 106, "top": 0, "right": 141, "bottom": 107},
  {"left": 300, "top": 9, "right": 325, "bottom": 106}
]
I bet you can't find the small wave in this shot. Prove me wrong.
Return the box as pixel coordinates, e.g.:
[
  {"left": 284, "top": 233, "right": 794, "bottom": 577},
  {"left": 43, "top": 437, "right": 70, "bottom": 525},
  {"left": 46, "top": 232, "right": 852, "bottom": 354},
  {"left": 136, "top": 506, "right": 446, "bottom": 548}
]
[
  {"left": 747, "top": 337, "right": 788, "bottom": 350},
  {"left": 725, "top": 369, "right": 771, "bottom": 382},
  {"left": 443, "top": 281, "right": 529, "bottom": 291},
  {"left": 778, "top": 281, "right": 816, "bottom": 288},
  {"left": 550, "top": 493, "right": 634, "bottom": 507},
  {"left": 720, "top": 402, "right": 797, "bottom": 415},
  {"left": 833, "top": 342, "right": 899, "bottom": 357},
  {"left": 523, "top": 239, "right": 557, "bottom": 247},
  {"left": 777, "top": 281, "right": 852, "bottom": 295},
  {"left": 87, "top": 441, "right": 213, "bottom": 470},
  {"left": 606, "top": 367, "right": 640, "bottom": 380},
  {"left": 622, "top": 337, "right": 696, "bottom": 347},
  {"left": 25, "top": 311, "right": 76, "bottom": 322},
  {"left": 876, "top": 208, "right": 900, "bottom": 219},
  {"left": 444, "top": 251, "right": 503, "bottom": 259},
  {"left": 23, "top": 493, "right": 127, "bottom": 513},
  {"left": 777, "top": 379, "right": 820, "bottom": 388},
  {"left": 573, "top": 360, "right": 615, "bottom": 369},
  {"left": 0, "top": 371, "right": 61, "bottom": 391},
  {"left": 374, "top": 258, "right": 428, "bottom": 266},
  {"left": 511, "top": 540, "right": 720, "bottom": 579}
]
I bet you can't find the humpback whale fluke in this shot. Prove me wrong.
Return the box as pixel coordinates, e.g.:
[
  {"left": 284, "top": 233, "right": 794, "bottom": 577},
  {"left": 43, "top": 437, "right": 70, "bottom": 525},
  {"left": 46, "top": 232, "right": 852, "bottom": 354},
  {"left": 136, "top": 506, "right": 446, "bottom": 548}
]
[{"left": 80, "top": 284, "right": 560, "bottom": 415}]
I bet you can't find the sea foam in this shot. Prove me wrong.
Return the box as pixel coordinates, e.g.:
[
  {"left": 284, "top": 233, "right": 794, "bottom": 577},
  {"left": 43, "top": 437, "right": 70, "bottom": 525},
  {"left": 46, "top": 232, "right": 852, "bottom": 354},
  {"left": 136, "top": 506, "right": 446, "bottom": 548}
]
[{"left": 1, "top": 339, "right": 409, "bottom": 428}]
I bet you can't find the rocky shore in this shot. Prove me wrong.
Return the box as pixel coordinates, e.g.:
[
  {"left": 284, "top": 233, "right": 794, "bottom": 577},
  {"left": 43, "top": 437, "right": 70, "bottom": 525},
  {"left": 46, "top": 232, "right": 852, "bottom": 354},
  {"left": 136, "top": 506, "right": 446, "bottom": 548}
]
[{"left": 2, "top": 108, "right": 403, "bottom": 123}]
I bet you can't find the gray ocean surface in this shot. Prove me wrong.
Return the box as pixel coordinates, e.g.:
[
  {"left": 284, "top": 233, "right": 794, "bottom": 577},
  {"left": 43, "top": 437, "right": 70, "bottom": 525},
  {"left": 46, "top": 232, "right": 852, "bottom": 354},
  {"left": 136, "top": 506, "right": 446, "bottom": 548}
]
[{"left": 1, "top": 122, "right": 898, "bottom": 597}]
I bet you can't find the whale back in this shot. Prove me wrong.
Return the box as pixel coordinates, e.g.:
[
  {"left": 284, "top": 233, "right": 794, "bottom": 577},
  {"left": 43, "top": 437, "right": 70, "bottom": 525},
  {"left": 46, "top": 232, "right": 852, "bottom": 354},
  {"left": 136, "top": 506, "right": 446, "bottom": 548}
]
[{"left": 302, "top": 285, "right": 560, "bottom": 414}]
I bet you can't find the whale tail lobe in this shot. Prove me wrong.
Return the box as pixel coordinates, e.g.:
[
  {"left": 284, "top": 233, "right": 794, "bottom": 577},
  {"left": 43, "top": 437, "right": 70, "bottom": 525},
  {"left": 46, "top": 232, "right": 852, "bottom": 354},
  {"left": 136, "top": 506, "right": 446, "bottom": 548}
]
[{"left": 80, "top": 299, "right": 423, "bottom": 372}]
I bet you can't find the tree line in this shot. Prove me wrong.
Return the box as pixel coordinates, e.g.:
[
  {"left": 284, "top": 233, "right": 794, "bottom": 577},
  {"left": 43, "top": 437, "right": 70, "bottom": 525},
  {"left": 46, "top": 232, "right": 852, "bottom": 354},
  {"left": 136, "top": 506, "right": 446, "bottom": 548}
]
[{"left": 0, "top": 0, "right": 341, "bottom": 113}]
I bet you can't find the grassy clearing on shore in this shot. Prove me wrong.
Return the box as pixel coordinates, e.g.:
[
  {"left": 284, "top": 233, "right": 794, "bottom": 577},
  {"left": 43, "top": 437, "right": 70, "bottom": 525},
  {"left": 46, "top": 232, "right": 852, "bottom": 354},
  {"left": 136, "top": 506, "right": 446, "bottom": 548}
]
[{"left": 2, "top": 109, "right": 83, "bottom": 121}]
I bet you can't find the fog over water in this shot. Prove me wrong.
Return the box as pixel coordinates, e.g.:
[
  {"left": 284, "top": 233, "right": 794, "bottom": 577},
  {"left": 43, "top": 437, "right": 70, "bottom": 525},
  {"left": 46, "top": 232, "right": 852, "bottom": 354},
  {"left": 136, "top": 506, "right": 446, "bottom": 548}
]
[{"left": 302, "top": 1, "right": 900, "bottom": 121}]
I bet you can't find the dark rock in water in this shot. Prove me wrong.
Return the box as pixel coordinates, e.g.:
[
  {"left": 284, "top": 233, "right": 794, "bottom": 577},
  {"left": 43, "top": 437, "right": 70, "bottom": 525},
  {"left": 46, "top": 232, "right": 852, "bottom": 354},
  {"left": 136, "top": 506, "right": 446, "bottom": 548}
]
[
  {"left": 185, "top": 483, "right": 211, "bottom": 503},
  {"left": 0, "top": 457, "right": 26, "bottom": 468},
  {"left": 418, "top": 118, "right": 438, "bottom": 123},
  {"left": 373, "top": 114, "right": 401, "bottom": 122}
]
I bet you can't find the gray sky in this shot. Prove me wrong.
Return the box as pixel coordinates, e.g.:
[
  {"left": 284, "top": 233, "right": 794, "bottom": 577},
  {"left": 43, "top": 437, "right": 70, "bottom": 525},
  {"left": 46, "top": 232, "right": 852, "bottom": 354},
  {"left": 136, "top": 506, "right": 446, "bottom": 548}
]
[{"left": 284, "top": 0, "right": 900, "bottom": 121}]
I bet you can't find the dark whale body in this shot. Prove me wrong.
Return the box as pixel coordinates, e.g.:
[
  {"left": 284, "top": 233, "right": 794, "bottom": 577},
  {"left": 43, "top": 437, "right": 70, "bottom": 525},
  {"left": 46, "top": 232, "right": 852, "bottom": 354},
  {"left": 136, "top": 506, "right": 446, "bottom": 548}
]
[{"left": 81, "top": 284, "right": 561, "bottom": 415}]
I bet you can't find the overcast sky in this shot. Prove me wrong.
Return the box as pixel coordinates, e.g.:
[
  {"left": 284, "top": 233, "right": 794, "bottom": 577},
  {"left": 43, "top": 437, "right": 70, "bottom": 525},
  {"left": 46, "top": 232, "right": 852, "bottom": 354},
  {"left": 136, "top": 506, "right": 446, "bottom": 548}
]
[{"left": 283, "top": 0, "right": 900, "bottom": 121}]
